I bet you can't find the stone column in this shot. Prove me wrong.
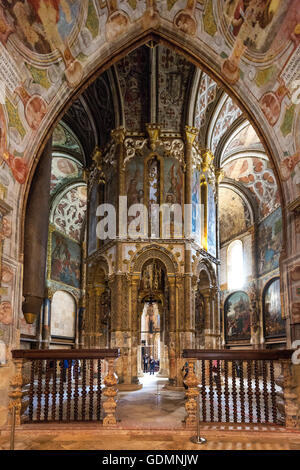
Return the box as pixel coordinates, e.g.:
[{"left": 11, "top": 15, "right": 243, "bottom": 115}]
[
  {"left": 22, "top": 137, "right": 52, "bottom": 324},
  {"left": 168, "top": 276, "right": 176, "bottom": 385},
  {"left": 203, "top": 289, "right": 212, "bottom": 348},
  {"left": 42, "top": 298, "right": 51, "bottom": 349},
  {"left": 131, "top": 276, "right": 140, "bottom": 385},
  {"left": 184, "top": 126, "right": 198, "bottom": 351}
]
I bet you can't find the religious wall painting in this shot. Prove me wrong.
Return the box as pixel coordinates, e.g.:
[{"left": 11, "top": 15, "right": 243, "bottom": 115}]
[
  {"left": 225, "top": 291, "right": 251, "bottom": 342},
  {"left": 223, "top": 157, "right": 280, "bottom": 218},
  {"left": 257, "top": 207, "right": 282, "bottom": 276},
  {"left": 219, "top": 187, "right": 251, "bottom": 244},
  {"left": 192, "top": 169, "right": 200, "bottom": 240},
  {"left": 219, "top": 0, "right": 299, "bottom": 86},
  {"left": 263, "top": 278, "right": 285, "bottom": 338},
  {"left": 222, "top": 124, "right": 263, "bottom": 158},
  {"left": 207, "top": 182, "right": 216, "bottom": 257},
  {"left": 0, "top": 1, "right": 83, "bottom": 87},
  {"left": 280, "top": 149, "right": 300, "bottom": 198},
  {"left": 126, "top": 157, "right": 144, "bottom": 207},
  {"left": 164, "top": 158, "right": 183, "bottom": 206},
  {"left": 0, "top": 104, "right": 28, "bottom": 184},
  {"left": 53, "top": 123, "right": 82, "bottom": 155},
  {"left": 50, "top": 156, "right": 82, "bottom": 194},
  {"left": 50, "top": 230, "right": 81, "bottom": 288}
]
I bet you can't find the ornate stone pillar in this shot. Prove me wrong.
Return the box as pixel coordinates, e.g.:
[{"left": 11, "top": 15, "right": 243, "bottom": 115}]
[
  {"left": 23, "top": 137, "right": 52, "bottom": 324},
  {"left": 103, "top": 357, "right": 118, "bottom": 427},
  {"left": 131, "top": 276, "right": 140, "bottom": 385},
  {"left": 183, "top": 359, "right": 200, "bottom": 428},
  {"left": 168, "top": 276, "right": 176, "bottom": 385},
  {"left": 184, "top": 126, "right": 198, "bottom": 351}
]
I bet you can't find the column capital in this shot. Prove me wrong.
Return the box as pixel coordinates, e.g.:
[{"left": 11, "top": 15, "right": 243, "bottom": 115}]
[
  {"left": 214, "top": 167, "right": 224, "bottom": 184},
  {"left": 145, "top": 123, "right": 161, "bottom": 150},
  {"left": 184, "top": 125, "right": 198, "bottom": 145},
  {"left": 111, "top": 127, "right": 126, "bottom": 144},
  {"left": 200, "top": 149, "right": 214, "bottom": 172}
]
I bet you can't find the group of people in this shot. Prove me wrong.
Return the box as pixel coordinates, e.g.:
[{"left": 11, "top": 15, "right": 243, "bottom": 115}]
[{"left": 143, "top": 354, "right": 158, "bottom": 375}]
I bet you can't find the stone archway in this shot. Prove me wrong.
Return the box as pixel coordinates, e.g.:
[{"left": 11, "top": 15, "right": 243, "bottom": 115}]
[{"left": 195, "top": 259, "right": 220, "bottom": 349}]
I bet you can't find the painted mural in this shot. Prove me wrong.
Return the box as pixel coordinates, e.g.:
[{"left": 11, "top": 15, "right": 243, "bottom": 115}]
[
  {"left": 222, "top": 124, "right": 264, "bottom": 158},
  {"left": 50, "top": 156, "right": 82, "bottom": 195},
  {"left": 225, "top": 291, "right": 251, "bottom": 342},
  {"left": 207, "top": 182, "right": 216, "bottom": 257},
  {"left": 53, "top": 123, "right": 82, "bottom": 155},
  {"left": 257, "top": 207, "right": 282, "bottom": 276},
  {"left": 223, "top": 157, "right": 280, "bottom": 218},
  {"left": 164, "top": 158, "right": 183, "bottom": 206},
  {"left": 52, "top": 185, "right": 87, "bottom": 242},
  {"left": 219, "top": 187, "right": 251, "bottom": 244},
  {"left": 263, "top": 278, "right": 285, "bottom": 338},
  {"left": 50, "top": 230, "right": 81, "bottom": 288},
  {"left": 192, "top": 169, "right": 200, "bottom": 241}
]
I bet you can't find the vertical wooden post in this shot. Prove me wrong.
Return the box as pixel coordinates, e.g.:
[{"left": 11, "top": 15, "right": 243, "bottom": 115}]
[
  {"left": 276, "top": 360, "right": 299, "bottom": 428},
  {"left": 8, "top": 358, "right": 24, "bottom": 426},
  {"left": 183, "top": 359, "right": 200, "bottom": 428},
  {"left": 103, "top": 358, "right": 118, "bottom": 427}
]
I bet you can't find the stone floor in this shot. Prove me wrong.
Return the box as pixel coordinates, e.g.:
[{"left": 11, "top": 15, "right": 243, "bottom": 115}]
[{"left": 1, "top": 374, "right": 300, "bottom": 450}]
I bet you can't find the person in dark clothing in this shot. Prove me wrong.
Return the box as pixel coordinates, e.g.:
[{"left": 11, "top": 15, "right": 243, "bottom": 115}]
[
  {"left": 149, "top": 356, "right": 155, "bottom": 375},
  {"left": 143, "top": 354, "right": 149, "bottom": 373}
]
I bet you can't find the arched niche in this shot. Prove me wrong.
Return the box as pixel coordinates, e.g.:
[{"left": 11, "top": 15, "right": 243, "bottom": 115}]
[
  {"left": 224, "top": 291, "right": 251, "bottom": 343},
  {"left": 50, "top": 290, "right": 76, "bottom": 339},
  {"left": 263, "top": 278, "right": 286, "bottom": 339},
  {"left": 131, "top": 245, "right": 178, "bottom": 275}
]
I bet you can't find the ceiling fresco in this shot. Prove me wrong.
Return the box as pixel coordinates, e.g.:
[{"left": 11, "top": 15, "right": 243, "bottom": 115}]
[
  {"left": 223, "top": 156, "right": 280, "bottom": 219},
  {"left": 52, "top": 184, "right": 87, "bottom": 243},
  {"left": 50, "top": 155, "right": 83, "bottom": 196},
  {"left": 0, "top": 0, "right": 298, "bottom": 298},
  {"left": 219, "top": 186, "right": 252, "bottom": 245}
]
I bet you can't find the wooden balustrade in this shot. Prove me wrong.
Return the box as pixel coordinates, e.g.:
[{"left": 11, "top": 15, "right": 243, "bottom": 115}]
[
  {"left": 10, "top": 349, "right": 120, "bottom": 426},
  {"left": 182, "top": 349, "right": 297, "bottom": 428}
]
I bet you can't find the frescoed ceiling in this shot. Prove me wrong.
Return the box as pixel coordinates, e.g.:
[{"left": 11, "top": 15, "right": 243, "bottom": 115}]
[
  {"left": 51, "top": 185, "right": 87, "bottom": 243},
  {"left": 219, "top": 186, "right": 252, "bottom": 245}
]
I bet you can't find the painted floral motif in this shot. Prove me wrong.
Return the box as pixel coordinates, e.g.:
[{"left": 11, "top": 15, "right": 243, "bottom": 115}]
[
  {"left": 53, "top": 185, "right": 87, "bottom": 242},
  {"left": 223, "top": 157, "right": 280, "bottom": 218},
  {"left": 211, "top": 96, "right": 243, "bottom": 153},
  {"left": 194, "top": 73, "right": 218, "bottom": 129}
]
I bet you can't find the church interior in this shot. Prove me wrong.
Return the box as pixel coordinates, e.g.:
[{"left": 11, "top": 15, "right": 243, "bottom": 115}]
[{"left": 0, "top": 0, "right": 300, "bottom": 451}]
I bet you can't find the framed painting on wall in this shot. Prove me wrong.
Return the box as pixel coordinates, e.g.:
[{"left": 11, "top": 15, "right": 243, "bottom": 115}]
[
  {"left": 225, "top": 291, "right": 251, "bottom": 342},
  {"left": 263, "top": 278, "right": 286, "bottom": 338}
]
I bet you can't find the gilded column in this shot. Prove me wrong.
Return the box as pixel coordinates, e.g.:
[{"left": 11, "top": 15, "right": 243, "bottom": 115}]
[
  {"left": 168, "top": 276, "right": 176, "bottom": 385},
  {"left": 184, "top": 126, "right": 198, "bottom": 350},
  {"left": 131, "top": 276, "right": 140, "bottom": 385}
]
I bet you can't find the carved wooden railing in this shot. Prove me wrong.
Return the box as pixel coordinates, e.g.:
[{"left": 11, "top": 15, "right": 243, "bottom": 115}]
[
  {"left": 182, "top": 349, "right": 299, "bottom": 429},
  {"left": 10, "top": 349, "right": 120, "bottom": 426}
]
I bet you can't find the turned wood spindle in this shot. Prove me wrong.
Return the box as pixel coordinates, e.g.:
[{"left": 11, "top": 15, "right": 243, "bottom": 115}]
[
  {"left": 89, "top": 359, "right": 94, "bottom": 420},
  {"left": 254, "top": 360, "right": 261, "bottom": 423},
  {"left": 74, "top": 360, "right": 79, "bottom": 421},
  {"left": 231, "top": 361, "right": 238, "bottom": 423},
  {"left": 216, "top": 360, "right": 222, "bottom": 422},
  {"left": 239, "top": 360, "right": 245, "bottom": 422},
  {"left": 209, "top": 360, "right": 214, "bottom": 421},
  {"left": 81, "top": 359, "right": 87, "bottom": 420},
  {"left": 66, "top": 359, "right": 72, "bottom": 422},
  {"left": 28, "top": 360, "right": 35, "bottom": 422},
  {"left": 262, "top": 360, "right": 269, "bottom": 423},
  {"left": 44, "top": 360, "right": 50, "bottom": 422},
  {"left": 51, "top": 360, "right": 57, "bottom": 421},
  {"left": 59, "top": 360, "right": 64, "bottom": 421},
  {"left": 97, "top": 359, "right": 102, "bottom": 421},
  {"left": 224, "top": 360, "right": 230, "bottom": 422},
  {"left": 269, "top": 360, "right": 277, "bottom": 424},
  {"left": 247, "top": 360, "right": 253, "bottom": 423},
  {"left": 36, "top": 360, "right": 43, "bottom": 422},
  {"left": 201, "top": 359, "right": 206, "bottom": 422}
]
